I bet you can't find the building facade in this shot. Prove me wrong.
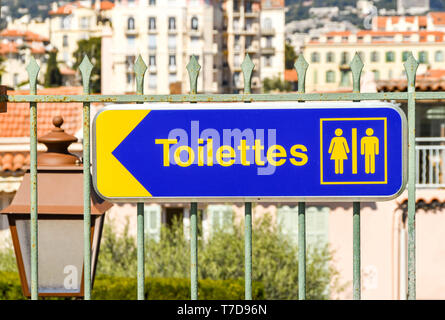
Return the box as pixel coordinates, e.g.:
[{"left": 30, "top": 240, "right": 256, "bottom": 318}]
[
  {"left": 0, "top": 29, "right": 50, "bottom": 89},
  {"left": 48, "top": 0, "right": 113, "bottom": 69},
  {"left": 101, "top": 0, "right": 285, "bottom": 94},
  {"left": 302, "top": 30, "right": 445, "bottom": 92}
]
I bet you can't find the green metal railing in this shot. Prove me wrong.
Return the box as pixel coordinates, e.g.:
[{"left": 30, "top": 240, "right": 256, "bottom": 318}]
[{"left": 0, "top": 51, "right": 422, "bottom": 300}]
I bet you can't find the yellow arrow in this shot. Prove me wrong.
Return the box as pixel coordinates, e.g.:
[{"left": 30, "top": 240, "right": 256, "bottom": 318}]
[{"left": 95, "top": 109, "right": 152, "bottom": 199}]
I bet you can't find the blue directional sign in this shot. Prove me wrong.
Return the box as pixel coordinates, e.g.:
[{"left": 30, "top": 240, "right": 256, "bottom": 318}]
[{"left": 92, "top": 102, "right": 407, "bottom": 202}]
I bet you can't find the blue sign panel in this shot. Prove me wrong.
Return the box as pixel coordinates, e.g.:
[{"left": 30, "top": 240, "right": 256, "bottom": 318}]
[{"left": 92, "top": 102, "right": 406, "bottom": 202}]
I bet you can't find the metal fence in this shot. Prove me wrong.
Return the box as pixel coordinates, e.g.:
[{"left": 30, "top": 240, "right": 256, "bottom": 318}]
[{"left": 0, "top": 51, "right": 427, "bottom": 300}]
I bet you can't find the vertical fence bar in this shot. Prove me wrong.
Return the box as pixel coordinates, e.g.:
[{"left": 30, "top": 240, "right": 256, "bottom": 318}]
[
  {"left": 187, "top": 56, "right": 201, "bottom": 300},
  {"left": 350, "top": 53, "right": 364, "bottom": 300},
  {"left": 134, "top": 55, "right": 148, "bottom": 300},
  {"left": 79, "top": 56, "right": 93, "bottom": 300},
  {"left": 26, "top": 58, "right": 40, "bottom": 300},
  {"left": 404, "top": 53, "right": 419, "bottom": 300},
  {"left": 241, "top": 54, "right": 255, "bottom": 300},
  {"left": 295, "top": 54, "right": 308, "bottom": 300}
]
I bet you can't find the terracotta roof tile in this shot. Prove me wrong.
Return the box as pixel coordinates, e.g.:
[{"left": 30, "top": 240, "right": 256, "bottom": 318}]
[
  {"left": 284, "top": 69, "right": 298, "bottom": 82},
  {"left": 0, "top": 152, "right": 30, "bottom": 172},
  {"left": 99, "top": 0, "right": 115, "bottom": 10},
  {"left": 0, "top": 42, "right": 18, "bottom": 55},
  {"left": 0, "top": 87, "right": 83, "bottom": 138}
]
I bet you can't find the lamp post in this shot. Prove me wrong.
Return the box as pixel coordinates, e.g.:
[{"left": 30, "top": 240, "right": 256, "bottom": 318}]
[{"left": 1, "top": 116, "right": 112, "bottom": 298}]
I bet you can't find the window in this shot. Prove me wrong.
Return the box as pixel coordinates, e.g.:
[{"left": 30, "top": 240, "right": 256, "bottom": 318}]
[
  {"left": 310, "top": 52, "right": 320, "bottom": 63},
  {"left": 326, "top": 52, "right": 334, "bottom": 63},
  {"left": 326, "top": 70, "right": 335, "bottom": 83},
  {"left": 126, "top": 73, "right": 134, "bottom": 85},
  {"left": 234, "top": 54, "right": 240, "bottom": 68},
  {"left": 61, "top": 16, "right": 71, "bottom": 29},
  {"left": 340, "top": 70, "right": 350, "bottom": 86},
  {"left": 435, "top": 50, "right": 444, "bottom": 62},
  {"left": 402, "top": 51, "right": 410, "bottom": 62},
  {"left": 264, "top": 55, "right": 272, "bottom": 67},
  {"left": 277, "top": 206, "right": 329, "bottom": 247},
  {"left": 340, "top": 52, "right": 349, "bottom": 65},
  {"left": 371, "top": 51, "right": 379, "bottom": 62},
  {"left": 358, "top": 51, "right": 365, "bottom": 62},
  {"left": 148, "top": 17, "right": 156, "bottom": 30},
  {"left": 148, "top": 55, "right": 156, "bottom": 66},
  {"left": 169, "top": 55, "right": 176, "bottom": 66},
  {"left": 233, "top": 72, "right": 241, "bottom": 87},
  {"left": 63, "top": 35, "right": 68, "bottom": 47},
  {"left": 313, "top": 70, "right": 318, "bottom": 85},
  {"left": 168, "top": 17, "right": 176, "bottom": 30},
  {"left": 372, "top": 70, "right": 380, "bottom": 80},
  {"left": 169, "top": 73, "right": 177, "bottom": 84},
  {"left": 80, "top": 17, "right": 90, "bottom": 29},
  {"left": 191, "top": 16, "right": 198, "bottom": 30},
  {"left": 148, "top": 73, "right": 157, "bottom": 89},
  {"left": 263, "top": 17, "right": 272, "bottom": 31},
  {"left": 207, "top": 205, "right": 233, "bottom": 234},
  {"left": 149, "top": 0, "right": 156, "bottom": 5},
  {"left": 265, "top": 36, "right": 272, "bottom": 48},
  {"left": 127, "top": 36, "right": 135, "bottom": 48},
  {"left": 385, "top": 51, "right": 395, "bottom": 62},
  {"left": 148, "top": 34, "right": 156, "bottom": 50},
  {"left": 127, "top": 17, "right": 135, "bottom": 30},
  {"left": 388, "top": 69, "right": 393, "bottom": 79},
  {"left": 418, "top": 51, "right": 428, "bottom": 64},
  {"left": 144, "top": 204, "right": 161, "bottom": 242},
  {"left": 168, "top": 35, "right": 176, "bottom": 50}
]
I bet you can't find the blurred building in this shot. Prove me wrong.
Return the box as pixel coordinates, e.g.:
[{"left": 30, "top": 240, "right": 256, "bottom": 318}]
[
  {"left": 302, "top": 30, "right": 445, "bottom": 92},
  {"left": 0, "top": 29, "right": 50, "bottom": 89},
  {"left": 48, "top": 0, "right": 114, "bottom": 69},
  {"left": 101, "top": 0, "right": 285, "bottom": 94}
]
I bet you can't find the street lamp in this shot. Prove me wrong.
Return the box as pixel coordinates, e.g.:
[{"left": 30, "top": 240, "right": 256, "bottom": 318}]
[{"left": 1, "top": 116, "right": 112, "bottom": 297}]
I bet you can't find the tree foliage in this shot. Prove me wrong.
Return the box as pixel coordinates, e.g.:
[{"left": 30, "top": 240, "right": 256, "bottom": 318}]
[
  {"left": 97, "top": 213, "right": 345, "bottom": 299},
  {"left": 263, "top": 76, "right": 293, "bottom": 93},
  {"left": 285, "top": 42, "right": 298, "bottom": 70},
  {"left": 44, "top": 50, "right": 62, "bottom": 88},
  {"left": 73, "top": 37, "right": 101, "bottom": 93}
]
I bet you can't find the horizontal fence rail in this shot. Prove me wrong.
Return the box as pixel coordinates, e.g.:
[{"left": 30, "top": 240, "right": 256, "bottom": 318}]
[{"left": 0, "top": 51, "right": 424, "bottom": 300}]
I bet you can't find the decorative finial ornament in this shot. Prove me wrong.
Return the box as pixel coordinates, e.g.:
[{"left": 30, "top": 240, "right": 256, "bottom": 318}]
[
  {"left": 241, "top": 54, "right": 255, "bottom": 94},
  {"left": 26, "top": 57, "right": 40, "bottom": 95},
  {"left": 403, "top": 52, "right": 419, "bottom": 91},
  {"left": 79, "top": 55, "right": 93, "bottom": 94},
  {"left": 134, "top": 55, "right": 147, "bottom": 94},
  {"left": 186, "top": 55, "right": 201, "bottom": 94},
  {"left": 294, "top": 55, "right": 308, "bottom": 93},
  {"left": 350, "top": 52, "right": 364, "bottom": 93}
]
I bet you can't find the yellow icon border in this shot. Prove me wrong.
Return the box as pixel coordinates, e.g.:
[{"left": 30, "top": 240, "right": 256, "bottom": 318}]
[{"left": 320, "top": 117, "right": 388, "bottom": 185}]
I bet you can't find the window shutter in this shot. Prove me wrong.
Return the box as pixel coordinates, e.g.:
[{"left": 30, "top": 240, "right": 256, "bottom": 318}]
[{"left": 144, "top": 204, "right": 161, "bottom": 242}]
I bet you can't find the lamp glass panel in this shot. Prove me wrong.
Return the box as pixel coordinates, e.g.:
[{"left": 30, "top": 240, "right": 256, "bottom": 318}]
[{"left": 16, "top": 218, "right": 83, "bottom": 294}]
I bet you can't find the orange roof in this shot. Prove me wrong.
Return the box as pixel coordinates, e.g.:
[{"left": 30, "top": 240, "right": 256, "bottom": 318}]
[
  {"left": 430, "top": 12, "right": 445, "bottom": 25},
  {"left": 418, "top": 69, "right": 445, "bottom": 80},
  {"left": 284, "top": 69, "right": 298, "bottom": 82},
  {"left": 0, "top": 42, "right": 18, "bottom": 55},
  {"left": 375, "top": 16, "right": 387, "bottom": 29},
  {"left": 99, "top": 0, "right": 114, "bottom": 10},
  {"left": 0, "top": 87, "right": 83, "bottom": 138},
  {"left": 0, "top": 152, "right": 30, "bottom": 172},
  {"left": 0, "top": 29, "right": 49, "bottom": 42},
  {"left": 49, "top": 2, "right": 83, "bottom": 15}
]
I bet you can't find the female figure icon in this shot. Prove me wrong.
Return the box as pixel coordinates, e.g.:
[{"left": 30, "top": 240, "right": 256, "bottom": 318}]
[{"left": 328, "top": 128, "right": 350, "bottom": 174}]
